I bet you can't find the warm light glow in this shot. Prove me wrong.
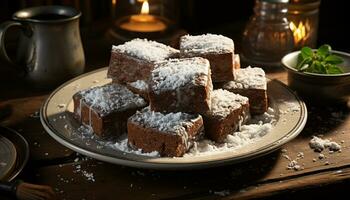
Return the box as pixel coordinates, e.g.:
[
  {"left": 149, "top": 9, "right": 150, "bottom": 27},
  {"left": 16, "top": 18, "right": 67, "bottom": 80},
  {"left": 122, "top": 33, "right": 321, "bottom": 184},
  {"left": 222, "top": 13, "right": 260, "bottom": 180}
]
[
  {"left": 289, "top": 20, "right": 310, "bottom": 45},
  {"left": 112, "top": 0, "right": 117, "bottom": 5},
  {"left": 141, "top": 1, "right": 149, "bottom": 15},
  {"left": 119, "top": 0, "right": 166, "bottom": 32}
]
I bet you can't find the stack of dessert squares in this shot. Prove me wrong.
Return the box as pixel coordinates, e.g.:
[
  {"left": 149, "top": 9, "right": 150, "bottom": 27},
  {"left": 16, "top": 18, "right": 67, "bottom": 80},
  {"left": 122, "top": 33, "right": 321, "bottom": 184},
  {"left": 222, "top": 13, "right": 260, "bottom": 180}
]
[{"left": 73, "top": 34, "right": 268, "bottom": 157}]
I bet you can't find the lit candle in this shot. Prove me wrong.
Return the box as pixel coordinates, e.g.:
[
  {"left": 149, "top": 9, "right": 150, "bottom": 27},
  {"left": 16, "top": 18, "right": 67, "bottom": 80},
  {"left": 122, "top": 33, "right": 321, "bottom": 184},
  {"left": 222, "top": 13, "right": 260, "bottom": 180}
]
[
  {"left": 289, "top": 20, "right": 311, "bottom": 48},
  {"left": 119, "top": 0, "right": 167, "bottom": 32}
]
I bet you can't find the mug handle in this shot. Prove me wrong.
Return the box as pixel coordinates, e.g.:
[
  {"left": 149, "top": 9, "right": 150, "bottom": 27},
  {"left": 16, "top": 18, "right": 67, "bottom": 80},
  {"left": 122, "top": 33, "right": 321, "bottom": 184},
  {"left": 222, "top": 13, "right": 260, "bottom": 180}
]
[{"left": 0, "top": 21, "right": 23, "bottom": 70}]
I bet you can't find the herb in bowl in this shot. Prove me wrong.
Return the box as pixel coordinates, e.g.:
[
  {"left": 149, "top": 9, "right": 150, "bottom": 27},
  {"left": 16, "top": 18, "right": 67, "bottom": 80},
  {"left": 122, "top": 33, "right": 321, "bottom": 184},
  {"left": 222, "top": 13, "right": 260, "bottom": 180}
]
[{"left": 296, "top": 44, "right": 344, "bottom": 74}]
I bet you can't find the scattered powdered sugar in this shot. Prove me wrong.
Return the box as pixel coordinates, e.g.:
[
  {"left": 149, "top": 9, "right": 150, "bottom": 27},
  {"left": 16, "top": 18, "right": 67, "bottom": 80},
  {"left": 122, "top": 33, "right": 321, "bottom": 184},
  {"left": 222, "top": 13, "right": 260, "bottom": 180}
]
[
  {"left": 107, "top": 137, "right": 160, "bottom": 157},
  {"left": 282, "top": 151, "right": 305, "bottom": 171},
  {"left": 185, "top": 109, "right": 275, "bottom": 157},
  {"left": 151, "top": 57, "right": 210, "bottom": 92},
  {"left": 186, "top": 124, "right": 272, "bottom": 156},
  {"left": 223, "top": 67, "right": 266, "bottom": 90},
  {"left": 180, "top": 34, "right": 234, "bottom": 54},
  {"left": 287, "top": 160, "right": 302, "bottom": 171},
  {"left": 250, "top": 107, "right": 276, "bottom": 124},
  {"left": 79, "top": 84, "right": 147, "bottom": 116},
  {"left": 129, "top": 107, "right": 201, "bottom": 136},
  {"left": 128, "top": 80, "right": 148, "bottom": 91},
  {"left": 73, "top": 164, "right": 96, "bottom": 182},
  {"left": 112, "top": 38, "right": 179, "bottom": 62},
  {"left": 81, "top": 170, "right": 95, "bottom": 182},
  {"left": 309, "top": 136, "right": 341, "bottom": 152},
  {"left": 209, "top": 89, "right": 249, "bottom": 118},
  {"left": 75, "top": 125, "right": 160, "bottom": 157}
]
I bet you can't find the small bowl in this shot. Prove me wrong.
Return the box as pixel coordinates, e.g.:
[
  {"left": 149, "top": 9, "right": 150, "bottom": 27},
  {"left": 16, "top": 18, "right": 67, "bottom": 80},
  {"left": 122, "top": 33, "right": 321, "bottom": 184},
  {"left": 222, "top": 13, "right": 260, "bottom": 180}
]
[{"left": 281, "top": 50, "right": 350, "bottom": 103}]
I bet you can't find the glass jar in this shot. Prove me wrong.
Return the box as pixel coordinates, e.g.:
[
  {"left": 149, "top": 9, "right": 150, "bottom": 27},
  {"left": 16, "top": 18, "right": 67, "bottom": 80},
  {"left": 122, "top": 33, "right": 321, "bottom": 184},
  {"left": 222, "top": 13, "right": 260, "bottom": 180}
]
[
  {"left": 288, "top": 0, "right": 321, "bottom": 50},
  {"left": 242, "top": 0, "right": 294, "bottom": 67}
]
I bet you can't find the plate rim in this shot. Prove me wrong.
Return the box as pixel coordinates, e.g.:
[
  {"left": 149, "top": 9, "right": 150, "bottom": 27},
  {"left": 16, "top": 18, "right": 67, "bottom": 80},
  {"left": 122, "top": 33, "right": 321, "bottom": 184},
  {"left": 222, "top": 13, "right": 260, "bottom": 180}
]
[
  {"left": 0, "top": 126, "right": 30, "bottom": 180},
  {"left": 0, "top": 134, "right": 17, "bottom": 180},
  {"left": 40, "top": 67, "right": 308, "bottom": 170}
]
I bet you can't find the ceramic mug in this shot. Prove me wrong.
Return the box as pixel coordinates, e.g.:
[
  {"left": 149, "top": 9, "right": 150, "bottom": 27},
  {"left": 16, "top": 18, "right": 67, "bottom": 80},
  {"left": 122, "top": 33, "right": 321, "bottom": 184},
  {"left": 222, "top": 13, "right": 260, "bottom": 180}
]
[{"left": 0, "top": 6, "right": 85, "bottom": 88}]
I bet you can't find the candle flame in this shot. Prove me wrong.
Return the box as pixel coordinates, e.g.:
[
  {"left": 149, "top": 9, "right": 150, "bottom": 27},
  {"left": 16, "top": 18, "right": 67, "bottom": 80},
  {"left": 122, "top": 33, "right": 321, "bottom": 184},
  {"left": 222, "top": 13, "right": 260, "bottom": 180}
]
[
  {"left": 141, "top": 1, "right": 149, "bottom": 15},
  {"left": 289, "top": 20, "right": 310, "bottom": 45}
]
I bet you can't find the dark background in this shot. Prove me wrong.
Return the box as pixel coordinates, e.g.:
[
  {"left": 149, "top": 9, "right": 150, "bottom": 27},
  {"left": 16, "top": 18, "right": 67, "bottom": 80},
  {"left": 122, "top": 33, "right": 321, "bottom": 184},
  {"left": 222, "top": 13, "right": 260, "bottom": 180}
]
[
  {"left": 0, "top": 0, "right": 349, "bottom": 51},
  {"left": 0, "top": 1, "right": 349, "bottom": 199},
  {"left": 0, "top": 0, "right": 349, "bottom": 84}
]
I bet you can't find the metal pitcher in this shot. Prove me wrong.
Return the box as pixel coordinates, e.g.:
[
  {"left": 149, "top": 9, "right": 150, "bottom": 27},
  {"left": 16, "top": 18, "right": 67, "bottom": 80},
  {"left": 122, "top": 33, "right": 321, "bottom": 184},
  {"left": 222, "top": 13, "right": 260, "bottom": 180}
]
[{"left": 0, "top": 6, "right": 85, "bottom": 88}]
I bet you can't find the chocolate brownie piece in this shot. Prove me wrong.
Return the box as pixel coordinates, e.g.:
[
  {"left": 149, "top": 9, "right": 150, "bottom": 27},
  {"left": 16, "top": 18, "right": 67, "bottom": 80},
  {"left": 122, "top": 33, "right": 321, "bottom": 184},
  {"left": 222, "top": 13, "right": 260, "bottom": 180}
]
[
  {"left": 222, "top": 67, "right": 267, "bottom": 114},
  {"left": 127, "top": 107, "right": 204, "bottom": 157},
  {"left": 73, "top": 84, "right": 147, "bottom": 137},
  {"left": 203, "top": 89, "right": 249, "bottom": 143},
  {"left": 107, "top": 39, "right": 179, "bottom": 83},
  {"left": 148, "top": 57, "right": 212, "bottom": 114},
  {"left": 180, "top": 34, "right": 235, "bottom": 82},
  {"left": 126, "top": 80, "right": 149, "bottom": 100}
]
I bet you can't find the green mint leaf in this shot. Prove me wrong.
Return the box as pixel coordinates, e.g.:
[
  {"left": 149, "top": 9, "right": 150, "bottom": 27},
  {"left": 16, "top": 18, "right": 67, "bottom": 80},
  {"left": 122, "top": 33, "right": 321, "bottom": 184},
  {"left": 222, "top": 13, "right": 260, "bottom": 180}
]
[
  {"left": 314, "top": 61, "right": 327, "bottom": 73},
  {"left": 297, "top": 53, "right": 304, "bottom": 63},
  {"left": 300, "top": 47, "right": 313, "bottom": 59},
  {"left": 300, "top": 63, "right": 309, "bottom": 71},
  {"left": 294, "top": 44, "right": 344, "bottom": 74},
  {"left": 325, "top": 55, "right": 343, "bottom": 64},
  {"left": 327, "top": 65, "right": 344, "bottom": 74},
  {"left": 317, "top": 44, "right": 331, "bottom": 57},
  {"left": 296, "top": 57, "right": 311, "bottom": 70}
]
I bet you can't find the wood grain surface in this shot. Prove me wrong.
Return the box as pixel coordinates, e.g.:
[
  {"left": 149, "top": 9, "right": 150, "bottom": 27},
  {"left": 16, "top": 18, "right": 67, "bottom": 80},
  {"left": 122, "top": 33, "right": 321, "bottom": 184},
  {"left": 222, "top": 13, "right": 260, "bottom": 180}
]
[{"left": 1, "top": 69, "right": 350, "bottom": 199}]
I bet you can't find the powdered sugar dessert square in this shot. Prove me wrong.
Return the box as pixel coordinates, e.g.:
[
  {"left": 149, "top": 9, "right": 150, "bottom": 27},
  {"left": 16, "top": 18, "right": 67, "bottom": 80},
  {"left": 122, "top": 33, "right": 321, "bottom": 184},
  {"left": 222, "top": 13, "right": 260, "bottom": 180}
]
[
  {"left": 127, "top": 107, "right": 204, "bottom": 157},
  {"left": 222, "top": 67, "right": 267, "bottom": 114},
  {"left": 148, "top": 57, "right": 213, "bottom": 114},
  {"left": 203, "top": 89, "right": 250, "bottom": 142},
  {"left": 73, "top": 84, "right": 147, "bottom": 137},
  {"left": 107, "top": 38, "right": 179, "bottom": 83},
  {"left": 180, "top": 34, "right": 236, "bottom": 82},
  {"left": 126, "top": 80, "right": 149, "bottom": 100}
]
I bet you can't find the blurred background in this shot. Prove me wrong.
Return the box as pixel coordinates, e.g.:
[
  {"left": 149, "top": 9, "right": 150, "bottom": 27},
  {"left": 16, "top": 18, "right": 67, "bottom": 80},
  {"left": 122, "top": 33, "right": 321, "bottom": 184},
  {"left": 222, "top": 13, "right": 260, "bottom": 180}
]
[{"left": 0, "top": 0, "right": 349, "bottom": 74}]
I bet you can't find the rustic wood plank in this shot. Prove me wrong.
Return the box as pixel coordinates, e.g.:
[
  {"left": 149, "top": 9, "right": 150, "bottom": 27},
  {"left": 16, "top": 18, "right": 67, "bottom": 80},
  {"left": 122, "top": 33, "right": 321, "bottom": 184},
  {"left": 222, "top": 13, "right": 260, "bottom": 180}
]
[
  {"left": 2, "top": 67, "right": 350, "bottom": 199},
  {"left": 31, "top": 156, "right": 281, "bottom": 200},
  {"left": 0, "top": 95, "right": 73, "bottom": 161},
  {"left": 224, "top": 166, "right": 350, "bottom": 200},
  {"left": 29, "top": 100, "right": 350, "bottom": 199}
]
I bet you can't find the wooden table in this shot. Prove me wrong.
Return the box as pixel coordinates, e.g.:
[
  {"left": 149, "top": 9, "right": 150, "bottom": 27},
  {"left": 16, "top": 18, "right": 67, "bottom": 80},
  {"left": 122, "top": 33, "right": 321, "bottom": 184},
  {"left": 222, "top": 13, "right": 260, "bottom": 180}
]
[
  {"left": 1, "top": 68, "right": 349, "bottom": 199},
  {"left": 1, "top": 34, "right": 350, "bottom": 199}
]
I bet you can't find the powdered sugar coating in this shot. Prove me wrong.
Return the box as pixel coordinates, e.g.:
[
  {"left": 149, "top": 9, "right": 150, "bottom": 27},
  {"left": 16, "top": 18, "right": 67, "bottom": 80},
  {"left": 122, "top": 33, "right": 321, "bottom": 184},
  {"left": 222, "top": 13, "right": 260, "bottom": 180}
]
[
  {"left": 112, "top": 38, "right": 179, "bottom": 62},
  {"left": 151, "top": 57, "right": 210, "bottom": 93},
  {"left": 223, "top": 67, "right": 266, "bottom": 90},
  {"left": 128, "top": 80, "right": 148, "bottom": 91},
  {"left": 180, "top": 34, "right": 234, "bottom": 55},
  {"left": 79, "top": 84, "right": 147, "bottom": 116},
  {"left": 129, "top": 107, "right": 202, "bottom": 136},
  {"left": 209, "top": 89, "right": 249, "bottom": 118}
]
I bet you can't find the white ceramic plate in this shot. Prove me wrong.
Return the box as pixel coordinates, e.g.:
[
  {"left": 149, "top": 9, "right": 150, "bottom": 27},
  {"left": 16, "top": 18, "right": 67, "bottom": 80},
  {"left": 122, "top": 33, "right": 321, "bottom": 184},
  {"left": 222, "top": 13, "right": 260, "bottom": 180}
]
[
  {"left": 0, "top": 126, "right": 29, "bottom": 181},
  {"left": 40, "top": 68, "right": 307, "bottom": 170},
  {"left": 0, "top": 134, "right": 16, "bottom": 180}
]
